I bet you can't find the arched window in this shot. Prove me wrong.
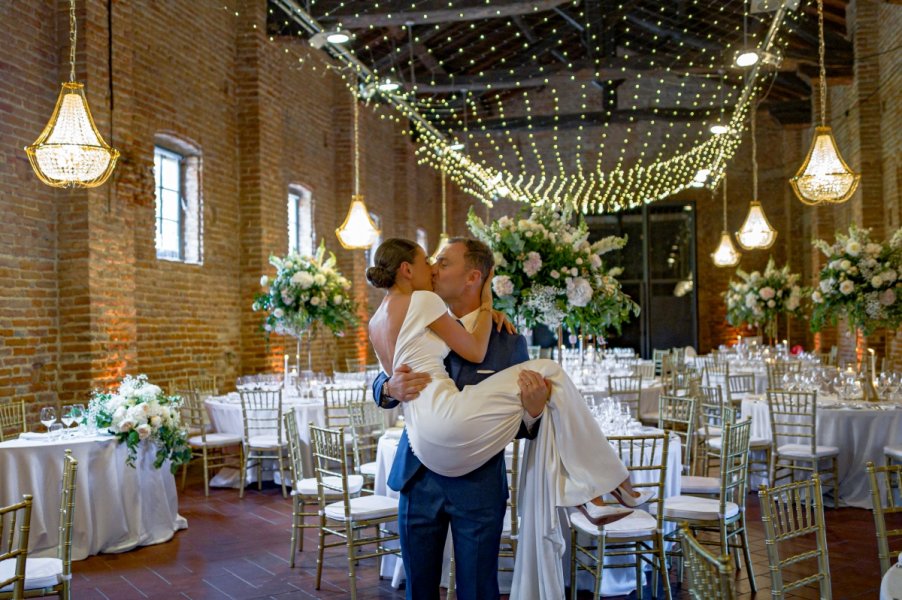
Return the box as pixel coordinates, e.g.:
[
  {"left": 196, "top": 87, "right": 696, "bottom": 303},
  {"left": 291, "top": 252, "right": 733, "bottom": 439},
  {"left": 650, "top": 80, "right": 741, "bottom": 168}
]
[
  {"left": 288, "top": 184, "right": 314, "bottom": 256},
  {"left": 153, "top": 133, "right": 203, "bottom": 264}
]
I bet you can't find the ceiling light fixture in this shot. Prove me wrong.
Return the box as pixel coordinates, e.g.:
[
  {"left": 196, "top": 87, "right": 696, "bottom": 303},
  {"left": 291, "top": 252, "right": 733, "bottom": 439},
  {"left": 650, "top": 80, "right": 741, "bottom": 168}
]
[
  {"left": 711, "top": 173, "right": 741, "bottom": 267},
  {"left": 736, "top": 105, "right": 777, "bottom": 250},
  {"left": 336, "top": 95, "right": 381, "bottom": 250}
]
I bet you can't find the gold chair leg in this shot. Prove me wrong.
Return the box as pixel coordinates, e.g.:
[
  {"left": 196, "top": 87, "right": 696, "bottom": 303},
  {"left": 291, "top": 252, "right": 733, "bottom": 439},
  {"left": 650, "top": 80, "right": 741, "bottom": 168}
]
[
  {"left": 347, "top": 525, "right": 358, "bottom": 600},
  {"left": 315, "top": 516, "right": 326, "bottom": 589},
  {"left": 277, "top": 449, "right": 288, "bottom": 499},
  {"left": 202, "top": 447, "right": 210, "bottom": 497},
  {"left": 594, "top": 532, "right": 605, "bottom": 600},
  {"left": 657, "top": 532, "right": 673, "bottom": 600},
  {"left": 289, "top": 495, "right": 299, "bottom": 568},
  {"left": 569, "top": 529, "right": 579, "bottom": 600},
  {"left": 239, "top": 446, "right": 248, "bottom": 499}
]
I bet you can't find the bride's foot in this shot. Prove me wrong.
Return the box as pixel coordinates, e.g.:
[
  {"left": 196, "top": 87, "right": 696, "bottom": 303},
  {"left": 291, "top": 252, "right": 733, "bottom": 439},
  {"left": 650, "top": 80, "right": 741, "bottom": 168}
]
[
  {"left": 577, "top": 502, "right": 632, "bottom": 527},
  {"left": 611, "top": 485, "right": 656, "bottom": 508}
]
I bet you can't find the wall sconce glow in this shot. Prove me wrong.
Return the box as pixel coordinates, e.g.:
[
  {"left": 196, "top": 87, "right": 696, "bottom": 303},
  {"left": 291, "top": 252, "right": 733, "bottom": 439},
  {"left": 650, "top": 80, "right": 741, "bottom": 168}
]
[
  {"left": 710, "top": 124, "right": 730, "bottom": 135},
  {"left": 736, "top": 200, "right": 777, "bottom": 250},
  {"left": 734, "top": 49, "right": 760, "bottom": 67},
  {"left": 377, "top": 79, "right": 400, "bottom": 93},
  {"left": 336, "top": 196, "right": 381, "bottom": 249}
]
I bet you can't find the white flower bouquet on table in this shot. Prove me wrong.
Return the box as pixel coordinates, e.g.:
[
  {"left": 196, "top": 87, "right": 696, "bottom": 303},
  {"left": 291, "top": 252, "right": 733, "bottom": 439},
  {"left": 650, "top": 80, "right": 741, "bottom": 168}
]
[
  {"left": 467, "top": 206, "right": 639, "bottom": 335},
  {"left": 253, "top": 241, "right": 358, "bottom": 337},
  {"left": 810, "top": 224, "right": 902, "bottom": 336},
  {"left": 85, "top": 374, "right": 191, "bottom": 473},
  {"left": 724, "top": 258, "right": 806, "bottom": 340}
]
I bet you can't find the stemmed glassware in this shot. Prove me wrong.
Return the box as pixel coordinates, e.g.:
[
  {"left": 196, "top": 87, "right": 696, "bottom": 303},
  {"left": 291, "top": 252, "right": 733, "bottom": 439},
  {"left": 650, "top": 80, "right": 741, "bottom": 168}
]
[
  {"left": 39, "top": 406, "right": 56, "bottom": 433},
  {"left": 60, "top": 406, "right": 75, "bottom": 436}
]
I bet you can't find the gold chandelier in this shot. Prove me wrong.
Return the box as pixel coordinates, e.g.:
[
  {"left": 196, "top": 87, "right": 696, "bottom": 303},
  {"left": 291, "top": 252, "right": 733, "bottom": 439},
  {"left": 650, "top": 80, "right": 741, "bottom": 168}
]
[
  {"left": 711, "top": 173, "right": 741, "bottom": 267},
  {"left": 790, "top": 0, "right": 860, "bottom": 205},
  {"left": 430, "top": 170, "right": 450, "bottom": 263},
  {"left": 25, "top": 0, "right": 119, "bottom": 188},
  {"left": 736, "top": 106, "right": 777, "bottom": 250},
  {"left": 336, "top": 95, "right": 380, "bottom": 250}
]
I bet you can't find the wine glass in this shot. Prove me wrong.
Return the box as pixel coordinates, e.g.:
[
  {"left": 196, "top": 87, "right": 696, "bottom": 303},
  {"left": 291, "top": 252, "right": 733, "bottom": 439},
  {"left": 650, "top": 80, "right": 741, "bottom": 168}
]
[
  {"left": 60, "top": 406, "right": 76, "bottom": 437},
  {"left": 40, "top": 406, "right": 57, "bottom": 433}
]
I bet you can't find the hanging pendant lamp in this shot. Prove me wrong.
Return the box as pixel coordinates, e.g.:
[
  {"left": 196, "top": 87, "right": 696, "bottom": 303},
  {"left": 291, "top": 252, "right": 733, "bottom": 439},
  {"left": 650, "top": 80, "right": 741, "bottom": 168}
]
[
  {"left": 711, "top": 173, "right": 741, "bottom": 267},
  {"left": 25, "top": 0, "right": 119, "bottom": 188},
  {"left": 430, "top": 170, "right": 450, "bottom": 263},
  {"left": 336, "top": 95, "right": 380, "bottom": 250},
  {"left": 790, "top": 0, "right": 860, "bottom": 205},
  {"left": 736, "top": 106, "right": 777, "bottom": 250}
]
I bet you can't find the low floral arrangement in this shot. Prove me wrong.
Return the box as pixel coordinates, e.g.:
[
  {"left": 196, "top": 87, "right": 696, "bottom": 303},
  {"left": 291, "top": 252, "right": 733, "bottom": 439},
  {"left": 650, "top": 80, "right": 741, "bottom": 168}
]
[
  {"left": 85, "top": 375, "right": 191, "bottom": 473},
  {"left": 724, "top": 258, "right": 805, "bottom": 339},
  {"left": 810, "top": 224, "right": 902, "bottom": 335},
  {"left": 253, "top": 241, "right": 358, "bottom": 337},
  {"left": 467, "top": 206, "right": 639, "bottom": 335}
]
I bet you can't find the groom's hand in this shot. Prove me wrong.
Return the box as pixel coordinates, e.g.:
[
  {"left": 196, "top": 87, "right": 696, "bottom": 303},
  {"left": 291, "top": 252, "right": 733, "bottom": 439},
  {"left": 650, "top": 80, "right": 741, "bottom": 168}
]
[
  {"left": 388, "top": 364, "right": 432, "bottom": 401},
  {"left": 518, "top": 369, "right": 551, "bottom": 418}
]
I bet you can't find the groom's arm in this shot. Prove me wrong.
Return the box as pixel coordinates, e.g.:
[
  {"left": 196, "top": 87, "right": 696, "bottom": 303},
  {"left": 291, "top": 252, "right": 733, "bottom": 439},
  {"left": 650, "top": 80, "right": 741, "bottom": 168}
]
[{"left": 373, "top": 365, "right": 433, "bottom": 409}]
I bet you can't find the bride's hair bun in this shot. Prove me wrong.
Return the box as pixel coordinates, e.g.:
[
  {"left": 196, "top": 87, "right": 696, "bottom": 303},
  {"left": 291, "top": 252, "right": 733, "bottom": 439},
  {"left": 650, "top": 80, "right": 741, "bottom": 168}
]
[{"left": 366, "top": 265, "right": 394, "bottom": 288}]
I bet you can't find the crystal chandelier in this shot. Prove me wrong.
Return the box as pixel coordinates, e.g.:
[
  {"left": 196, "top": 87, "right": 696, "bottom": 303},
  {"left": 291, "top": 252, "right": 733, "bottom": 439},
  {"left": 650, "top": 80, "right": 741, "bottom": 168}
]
[
  {"left": 430, "top": 170, "right": 450, "bottom": 263},
  {"left": 736, "top": 106, "right": 777, "bottom": 250},
  {"left": 711, "top": 174, "right": 741, "bottom": 267},
  {"left": 790, "top": 0, "right": 860, "bottom": 205},
  {"left": 25, "top": 0, "right": 119, "bottom": 188},
  {"left": 336, "top": 95, "right": 380, "bottom": 250}
]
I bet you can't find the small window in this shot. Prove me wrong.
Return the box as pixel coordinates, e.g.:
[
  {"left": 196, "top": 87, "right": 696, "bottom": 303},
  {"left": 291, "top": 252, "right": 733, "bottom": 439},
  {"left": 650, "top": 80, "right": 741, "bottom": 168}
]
[
  {"left": 416, "top": 227, "right": 428, "bottom": 252},
  {"left": 153, "top": 135, "right": 202, "bottom": 264},
  {"left": 288, "top": 184, "right": 314, "bottom": 256},
  {"left": 368, "top": 212, "right": 382, "bottom": 267}
]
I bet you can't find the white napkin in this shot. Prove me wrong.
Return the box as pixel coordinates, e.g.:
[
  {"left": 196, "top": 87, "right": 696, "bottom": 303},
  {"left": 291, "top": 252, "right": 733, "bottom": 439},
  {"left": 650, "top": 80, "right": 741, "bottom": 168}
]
[{"left": 18, "top": 431, "right": 48, "bottom": 440}]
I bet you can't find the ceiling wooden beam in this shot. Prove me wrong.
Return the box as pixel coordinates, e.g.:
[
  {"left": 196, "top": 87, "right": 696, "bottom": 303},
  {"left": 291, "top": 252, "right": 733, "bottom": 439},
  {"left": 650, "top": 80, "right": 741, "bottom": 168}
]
[{"left": 319, "top": 0, "right": 574, "bottom": 29}]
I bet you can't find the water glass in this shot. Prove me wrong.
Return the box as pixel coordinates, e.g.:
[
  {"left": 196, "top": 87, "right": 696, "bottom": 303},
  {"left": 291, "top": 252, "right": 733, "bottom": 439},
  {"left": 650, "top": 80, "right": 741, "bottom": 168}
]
[{"left": 40, "top": 406, "right": 56, "bottom": 432}]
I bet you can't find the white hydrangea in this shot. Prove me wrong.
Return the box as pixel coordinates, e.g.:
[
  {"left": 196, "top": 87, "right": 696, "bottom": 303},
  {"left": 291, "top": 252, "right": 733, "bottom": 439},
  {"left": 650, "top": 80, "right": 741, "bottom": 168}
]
[
  {"left": 565, "top": 277, "right": 593, "bottom": 307},
  {"left": 291, "top": 271, "right": 315, "bottom": 289},
  {"left": 839, "top": 280, "right": 855, "bottom": 295},
  {"left": 492, "top": 275, "right": 515, "bottom": 297}
]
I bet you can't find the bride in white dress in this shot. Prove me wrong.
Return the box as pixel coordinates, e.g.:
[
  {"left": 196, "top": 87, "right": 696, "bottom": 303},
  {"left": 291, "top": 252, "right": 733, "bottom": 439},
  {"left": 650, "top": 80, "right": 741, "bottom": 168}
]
[{"left": 367, "top": 238, "right": 651, "bottom": 598}]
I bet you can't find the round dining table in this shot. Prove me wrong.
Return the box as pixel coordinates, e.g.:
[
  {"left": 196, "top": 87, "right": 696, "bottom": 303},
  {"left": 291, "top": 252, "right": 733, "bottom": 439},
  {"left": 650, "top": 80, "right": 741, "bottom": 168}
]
[{"left": 0, "top": 432, "right": 186, "bottom": 561}]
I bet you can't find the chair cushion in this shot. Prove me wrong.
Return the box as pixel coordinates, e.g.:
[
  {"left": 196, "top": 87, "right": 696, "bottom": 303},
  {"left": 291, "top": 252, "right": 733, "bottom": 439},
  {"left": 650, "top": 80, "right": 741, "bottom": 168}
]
[
  {"left": 292, "top": 475, "right": 364, "bottom": 496},
  {"left": 246, "top": 435, "right": 285, "bottom": 449},
  {"left": 885, "top": 445, "right": 902, "bottom": 461},
  {"left": 189, "top": 432, "right": 242, "bottom": 447},
  {"left": 359, "top": 462, "right": 378, "bottom": 477},
  {"left": 570, "top": 508, "right": 658, "bottom": 539},
  {"left": 776, "top": 443, "right": 839, "bottom": 459},
  {"left": 0, "top": 557, "right": 64, "bottom": 592},
  {"left": 650, "top": 495, "right": 740, "bottom": 521},
  {"left": 696, "top": 426, "right": 722, "bottom": 439},
  {"left": 680, "top": 475, "right": 720, "bottom": 495},
  {"left": 707, "top": 435, "right": 770, "bottom": 451},
  {"left": 324, "top": 494, "right": 398, "bottom": 522}
]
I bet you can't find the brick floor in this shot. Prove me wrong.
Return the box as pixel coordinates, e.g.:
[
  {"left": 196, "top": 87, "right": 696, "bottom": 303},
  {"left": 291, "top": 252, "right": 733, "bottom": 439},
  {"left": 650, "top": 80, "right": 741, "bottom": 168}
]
[{"left": 69, "top": 473, "right": 888, "bottom": 599}]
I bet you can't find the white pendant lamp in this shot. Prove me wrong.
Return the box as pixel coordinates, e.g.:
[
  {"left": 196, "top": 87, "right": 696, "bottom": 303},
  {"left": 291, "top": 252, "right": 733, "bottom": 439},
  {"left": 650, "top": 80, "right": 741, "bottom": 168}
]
[
  {"left": 336, "top": 95, "right": 381, "bottom": 250},
  {"left": 711, "top": 174, "right": 741, "bottom": 267},
  {"left": 736, "top": 106, "right": 777, "bottom": 250}
]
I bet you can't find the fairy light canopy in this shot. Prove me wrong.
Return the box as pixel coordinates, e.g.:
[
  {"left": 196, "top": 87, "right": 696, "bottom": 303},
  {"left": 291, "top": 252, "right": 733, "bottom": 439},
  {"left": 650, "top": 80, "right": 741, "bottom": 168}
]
[{"left": 269, "top": 0, "right": 852, "bottom": 214}]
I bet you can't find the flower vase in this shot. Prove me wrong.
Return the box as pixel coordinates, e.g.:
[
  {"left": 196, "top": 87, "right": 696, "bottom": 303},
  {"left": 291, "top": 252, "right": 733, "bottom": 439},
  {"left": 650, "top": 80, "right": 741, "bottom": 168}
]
[
  {"left": 556, "top": 325, "right": 564, "bottom": 365},
  {"left": 765, "top": 318, "right": 778, "bottom": 346}
]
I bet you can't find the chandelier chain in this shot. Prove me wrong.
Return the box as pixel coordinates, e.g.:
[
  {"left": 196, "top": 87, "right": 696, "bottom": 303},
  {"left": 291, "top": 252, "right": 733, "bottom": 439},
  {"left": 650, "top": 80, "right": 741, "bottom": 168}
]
[
  {"left": 353, "top": 95, "right": 359, "bottom": 197},
  {"left": 440, "top": 169, "right": 447, "bottom": 233},
  {"left": 722, "top": 172, "right": 728, "bottom": 228},
  {"left": 68, "top": 0, "right": 77, "bottom": 82},
  {"left": 818, "top": 0, "right": 827, "bottom": 126},
  {"left": 751, "top": 104, "right": 757, "bottom": 199}
]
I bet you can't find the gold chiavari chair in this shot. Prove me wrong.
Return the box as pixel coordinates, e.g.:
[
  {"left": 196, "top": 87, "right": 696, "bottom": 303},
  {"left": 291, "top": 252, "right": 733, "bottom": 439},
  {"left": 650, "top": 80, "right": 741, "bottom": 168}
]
[
  {"left": 348, "top": 400, "right": 384, "bottom": 490},
  {"left": 239, "top": 389, "right": 290, "bottom": 498},
  {"left": 866, "top": 461, "right": 902, "bottom": 576},
  {"left": 179, "top": 390, "right": 243, "bottom": 497},
  {"left": 886, "top": 445, "right": 902, "bottom": 466},
  {"left": 284, "top": 412, "right": 363, "bottom": 565},
  {"left": 654, "top": 420, "right": 756, "bottom": 594},
  {"left": 0, "top": 495, "right": 32, "bottom": 600},
  {"left": 759, "top": 477, "right": 832, "bottom": 600},
  {"left": 767, "top": 390, "right": 839, "bottom": 507},
  {"left": 187, "top": 374, "right": 219, "bottom": 399},
  {"left": 657, "top": 394, "right": 696, "bottom": 477},
  {"left": 765, "top": 361, "right": 802, "bottom": 389},
  {"left": 0, "top": 401, "right": 27, "bottom": 443},
  {"left": 662, "top": 370, "right": 700, "bottom": 398},
  {"left": 633, "top": 362, "right": 656, "bottom": 381},
  {"left": 725, "top": 373, "right": 756, "bottom": 410},
  {"left": 678, "top": 524, "right": 736, "bottom": 600},
  {"left": 607, "top": 375, "right": 642, "bottom": 421},
  {"left": 689, "top": 385, "right": 732, "bottom": 487},
  {"left": 498, "top": 440, "right": 521, "bottom": 574},
  {"left": 670, "top": 348, "right": 686, "bottom": 371},
  {"left": 323, "top": 386, "right": 365, "bottom": 430},
  {"left": 652, "top": 349, "right": 669, "bottom": 377},
  {"left": 0, "top": 452, "right": 78, "bottom": 600},
  {"left": 703, "top": 362, "right": 730, "bottom": 388},
  {"left": 344, "top": 357, "right": 363, "bottom": 373},
  {"left": 569, "top": 433, "right": 671, "bottom": 600},
  {"left": 309, "top": 424, "right": 400, "bottom": 600}
]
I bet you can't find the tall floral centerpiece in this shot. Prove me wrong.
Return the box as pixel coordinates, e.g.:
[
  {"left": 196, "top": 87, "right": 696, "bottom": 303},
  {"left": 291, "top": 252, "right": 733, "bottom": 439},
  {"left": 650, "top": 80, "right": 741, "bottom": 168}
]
[
  {"left": 253, "top": 241, "right": 358, "bottom": 371},
  {"left": 467, "top": 206, "right": 639, "bottom": 344},
  {"left": 85, "top": 374, "right": 191, "bottom": 473},
  {"left": 723, "top": 258, "right": 805, "bottom": 343},
  {"left": 810, "top": 225, "right": 902, "bottom": 337}
]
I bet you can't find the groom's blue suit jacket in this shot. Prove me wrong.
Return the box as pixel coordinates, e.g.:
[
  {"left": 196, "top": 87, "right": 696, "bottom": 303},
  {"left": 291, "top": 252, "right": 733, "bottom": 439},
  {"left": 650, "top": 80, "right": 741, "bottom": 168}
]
[{"left": 372, "top": 325, "right": 538, "bottom": 498}]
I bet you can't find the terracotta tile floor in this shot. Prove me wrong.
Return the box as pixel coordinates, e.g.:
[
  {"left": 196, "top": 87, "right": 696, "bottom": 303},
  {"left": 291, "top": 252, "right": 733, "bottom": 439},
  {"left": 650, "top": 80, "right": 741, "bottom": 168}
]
[{"left": 71, "top": 474, "right": 887, "bottom": 599}]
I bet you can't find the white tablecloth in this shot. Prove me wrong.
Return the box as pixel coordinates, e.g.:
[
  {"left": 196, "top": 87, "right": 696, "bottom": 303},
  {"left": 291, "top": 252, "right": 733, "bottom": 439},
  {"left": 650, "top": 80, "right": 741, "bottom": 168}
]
[
  {"left": 578, "top": 381, "right": 664, "bottom": 420},
  {"left": 374, "top": 426, "right": 681, "bottom": 596},
  {"left": 740, "top": 395, "right": 902, "bottom": 508},
  {"left": 0, "top": 433, "right": 187, "bottom": 561},
  {"left": 881, "top": 563, "right": 902, "bottom": 600}
]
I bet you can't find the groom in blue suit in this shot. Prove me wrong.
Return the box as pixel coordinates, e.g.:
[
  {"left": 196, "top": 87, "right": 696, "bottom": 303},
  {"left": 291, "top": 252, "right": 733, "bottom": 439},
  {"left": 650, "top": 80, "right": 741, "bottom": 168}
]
[{"left": 373, "top": 238, "right": 549, "bottom": 600}]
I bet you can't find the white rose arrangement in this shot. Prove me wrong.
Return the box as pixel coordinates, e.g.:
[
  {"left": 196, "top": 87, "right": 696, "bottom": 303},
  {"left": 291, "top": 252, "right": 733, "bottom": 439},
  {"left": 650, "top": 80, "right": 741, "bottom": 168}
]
[
  {"left": 810, "top": 224, "right": 902, "bottom": 335},
  {"left": 723, "top": 258, "right": 806, "bottom": 340},
  {"left": 467, "top": 206, "right": 638, "bottom": 335},
  {"left": 253, "top": 241, "right": 358, "bottom": 338},
  {"left": 86, "top": 374, "right": 191, "bottom": 472}
]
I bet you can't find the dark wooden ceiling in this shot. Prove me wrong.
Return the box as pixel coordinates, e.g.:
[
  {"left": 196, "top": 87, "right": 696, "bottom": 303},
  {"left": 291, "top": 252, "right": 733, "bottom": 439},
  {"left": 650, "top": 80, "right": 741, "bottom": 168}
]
[{"left": 269, "top": 0, "right": 853, "bottom": 127}]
